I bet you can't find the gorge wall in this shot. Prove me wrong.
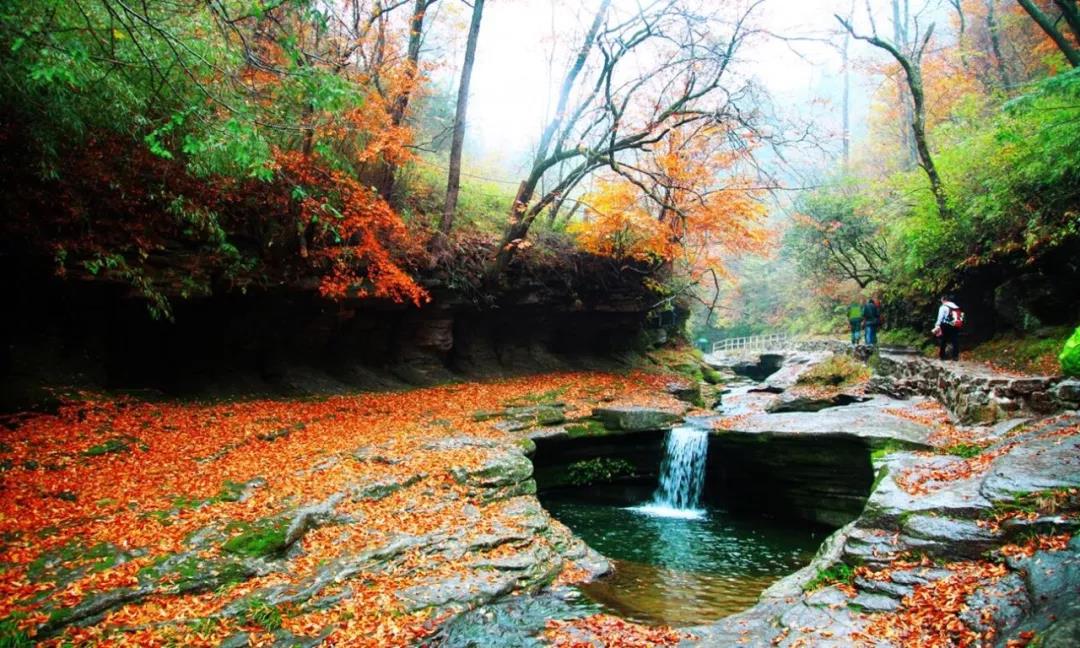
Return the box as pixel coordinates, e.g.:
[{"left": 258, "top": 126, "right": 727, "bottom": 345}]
[{"left": 0, "top": 259, "right": 672, "bottom": 410}]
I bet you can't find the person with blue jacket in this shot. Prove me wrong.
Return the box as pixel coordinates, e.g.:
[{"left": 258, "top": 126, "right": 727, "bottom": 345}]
[{"left": 862, "top": 297, "right": 881, "bottom": 346}]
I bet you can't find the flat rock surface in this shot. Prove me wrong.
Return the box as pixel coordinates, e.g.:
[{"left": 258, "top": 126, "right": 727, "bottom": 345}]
[{"left": 710, "top": 392, "right": 937, "bottom": 446}]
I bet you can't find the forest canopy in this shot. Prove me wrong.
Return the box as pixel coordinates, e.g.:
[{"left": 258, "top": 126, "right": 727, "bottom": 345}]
[{"left": 0, "top": 0, "right": 776, "bottom": 319}]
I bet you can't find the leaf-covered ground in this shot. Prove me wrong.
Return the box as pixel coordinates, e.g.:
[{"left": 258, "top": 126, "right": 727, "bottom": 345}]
[{"left": 0, "top": 371, "right": 685, "bottom": 646}]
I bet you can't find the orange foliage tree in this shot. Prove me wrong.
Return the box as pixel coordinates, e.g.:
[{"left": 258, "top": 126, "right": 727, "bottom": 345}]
[
  {"left": 570, "top": 126, "right": 770, "bottom": 309},
  {"left": 2, "top": 0, "right": 437, "bottom": 314}
]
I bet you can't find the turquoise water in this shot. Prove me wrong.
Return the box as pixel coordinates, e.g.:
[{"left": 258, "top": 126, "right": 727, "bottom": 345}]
[{"left": 542, "top": 496, "right": 824, "bottom": 626}]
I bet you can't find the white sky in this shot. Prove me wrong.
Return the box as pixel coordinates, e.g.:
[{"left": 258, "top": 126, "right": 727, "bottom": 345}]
[
  {"left": 420, "top": 0, "right": 956, "bottom": 183},
  {"left": 452, "top": 0, "right": 887, "bottom": 179}
]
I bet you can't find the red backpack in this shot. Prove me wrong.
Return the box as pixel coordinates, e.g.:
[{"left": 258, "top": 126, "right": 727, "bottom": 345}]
[{"left": 946, "top": 305, "right": 965, "bottom": 328}]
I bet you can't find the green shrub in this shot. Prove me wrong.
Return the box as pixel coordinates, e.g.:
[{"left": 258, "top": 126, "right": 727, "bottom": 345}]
[{"left": 1061, "top": 326, "right": 1080, "bottom": 377}]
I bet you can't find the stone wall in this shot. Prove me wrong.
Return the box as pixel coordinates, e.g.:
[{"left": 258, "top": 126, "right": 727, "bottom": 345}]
[
  {"left": 1, "top": 279, "right": 663, "bottom": 410},
  {"left": 706, "top": 432, "right": 876, "bottom": 528},
  {"left": 872, "top": 353, "right": 1080, "bottom": 424}
]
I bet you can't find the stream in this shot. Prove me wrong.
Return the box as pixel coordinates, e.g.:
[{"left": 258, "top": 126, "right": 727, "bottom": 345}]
[{"left": 540, "top": 424, "right": 823, "bottom": 626}]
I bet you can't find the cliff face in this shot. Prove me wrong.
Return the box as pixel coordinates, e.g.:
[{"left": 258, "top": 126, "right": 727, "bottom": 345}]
[{"left": 1, "top": 258, "right": 670, "bottom": 409}]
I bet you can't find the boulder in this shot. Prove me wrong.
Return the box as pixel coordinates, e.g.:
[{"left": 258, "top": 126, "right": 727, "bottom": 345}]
[
  {"left": 1052, "top": 379, "right": 1080, "bottom": 406},
  {"left": 765, "top": 392, "right": 869, "bottom": 413},
  {"left": 451, "top": 452, "right": 534, "bottom": 490},
  {"left": 665, "top": 381, "right": 704, "bottom": 406},
  {"left": 593, "top": 406, "right": 682, "bottom": 431}
]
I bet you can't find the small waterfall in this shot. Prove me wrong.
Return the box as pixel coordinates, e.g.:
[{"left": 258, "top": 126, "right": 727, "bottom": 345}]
[{"left": 632, "top": 426, "right": 709, "bottom": 519}]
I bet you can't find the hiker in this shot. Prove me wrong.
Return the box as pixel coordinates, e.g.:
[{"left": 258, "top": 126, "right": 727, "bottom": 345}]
[
  {"left": 847, "top": 300, "right": 863, "bottom": 345},
  {"left": 862, "top": 297, "right": 881, "bottom": 346},
  {"left": 933, "top": 295, "right": 963, "bottom": 361},
  {"left": 872, "top": 295, "right": 885, "bottom": 330}
]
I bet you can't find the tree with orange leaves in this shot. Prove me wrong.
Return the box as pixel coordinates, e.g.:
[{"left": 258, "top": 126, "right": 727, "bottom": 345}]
[
  {"left": 1, "top": 0, "right": 438, "bottom": 313},
  {"left": 570, "top": 125, "right": 769, "bottom": 322}
]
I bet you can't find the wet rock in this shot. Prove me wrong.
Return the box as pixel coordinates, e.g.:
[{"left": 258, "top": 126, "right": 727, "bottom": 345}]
[
  {"left": 502, "top": 404, "right": 567, "bottom": 427},
  {"left": 397, "top": 571, "right": 520, "bottom": 611},
  {"left": 851, "top": 591, "right": 901, "bottom": 612},
  {"left": 1008, "top": 537, "right": 1080, "bottom": 609},
  {"left": 980, "top": 423, "right": 1080, "bottom": 501},
  {"left": 1053, "top": 379, "right": 1080, "bottom": 406},
  {"left": 853, "top": 575, "right": 911, "bottom": 600},
  {"left": 1042, "top": 617, "right": 1080, "bottom": 648},
  {"left": 959, "top": 573, "right": 1030, "bottom": 638},
  {"left": 452, "top": 452, "right": 533, "bottom": 489},
  {"left": 665, "top": 381, "right": 704, "bottom": 406},
  {"left": 900, "top": 514, "right": 999, "bottom": 558},
  {"left": 875, "top": 353, "right": 1064, "bottom": 423},
  {"left": 284, "top": 493, "right": 346, "bottom": 547},
  {"left": 593, "top": 406, "right": 682, "bottom": 431},
  {"left": 803, "top": 586, "right": 851, "bottom": 608},
  {"left": 765, "top": 392, "right": 869, "bottom": 413},
  {"left": 866, "top": 375, "right": 913, "bottom": 400},
  {"left": 762, "top": 522, "right": 855, "bottom": 599},
  {"left": 764, "top": 352, "right": 830, "bottom": 390},
  {"left": 425, "top": 437, "right": 498, "bottom": 451},
  {"left": 775, "top": 602, "right": 869, "bottom": 647},
  {"left": 433, "top": 590, "right": 598, "bottom": 648},
  {"left": 710, "top": 396, "right": 936, "bottom": 446},
  {"left": 524, "top": 426, "right": 568, "bottom": 441},
  {"left": 351, "top": 474, "right": 423, "bottom": 501}
]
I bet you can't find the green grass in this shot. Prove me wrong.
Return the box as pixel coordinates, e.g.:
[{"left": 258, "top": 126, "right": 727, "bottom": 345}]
[
  {"left": 27, "top": 541, "right": 121, "bottom": 583},
  {"left": 564, "top": 419, "right": 609, "bottom": 438},
  {"left": 188, "top": 617, "right": 221, "bottom": 638},
  {"left": 239, "top": 597, "right": 281, "bottom": 631},
  {"left": 967, "top": 326, "right": 1072, "bottom": 375},
  {"left": 804, "top": 562, "right": 855, "bottom": 591},
  {"left": 82, "top": 438, "right": 132, "bottom": 457},
  {"left": 0, "top": 615, "right": 32, "bottom": 648},
  {"left": 984, "top": 487, "right": 1078, "bottom": 520},
  {"left": 796, "top": 355, "right": 871, "bottom": 387},
  {"left": 943, "top": 443, "right": 987, "bottom": 458},
  {"left": 878, "top": 327, "right": 935, "bottom": 351}
]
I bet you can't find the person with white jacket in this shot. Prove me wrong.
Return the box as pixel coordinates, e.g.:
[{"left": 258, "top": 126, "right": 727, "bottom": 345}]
[{"left": 932, "top": 295, "right": 962, "bottom": 360}]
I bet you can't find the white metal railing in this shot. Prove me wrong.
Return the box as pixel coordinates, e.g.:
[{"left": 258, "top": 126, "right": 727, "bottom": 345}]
[{"left": 711, "top": 333, "right": 795, "bottom": 354}]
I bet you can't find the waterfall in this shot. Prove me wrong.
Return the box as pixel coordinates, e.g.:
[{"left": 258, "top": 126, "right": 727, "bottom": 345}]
[{"left": 632, "top": 426, "right": 709, "bottom": 519}]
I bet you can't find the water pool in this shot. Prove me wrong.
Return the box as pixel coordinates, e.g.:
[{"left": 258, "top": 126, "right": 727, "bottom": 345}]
[{"left": 541, "top": 496, "right": 824, "bottom": 626}]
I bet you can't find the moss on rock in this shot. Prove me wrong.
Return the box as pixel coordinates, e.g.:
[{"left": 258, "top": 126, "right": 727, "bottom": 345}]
[{"left": 222, "top": 519, "right": 289, "bottom": 558}]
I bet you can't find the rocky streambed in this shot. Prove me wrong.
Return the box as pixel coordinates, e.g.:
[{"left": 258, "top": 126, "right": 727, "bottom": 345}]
[
  {"left": 1, "top": 350, "right": 1077, "bottom": 647},
  {"left": 445, "top": 349, "right": 1080, "bottom": 647}
]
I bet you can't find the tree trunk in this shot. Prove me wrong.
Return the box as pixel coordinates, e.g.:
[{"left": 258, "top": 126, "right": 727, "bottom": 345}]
[
  {"left": 1054, "top": 0, "right": 1080, "bottom": 43},
  {"left": 437, "top": 0, "right": 485, "bottom": 236},
  {"left": 1017, "top": 0, "right": 1080, "bottom": 67},
  {"left": 491, "top": 0, "right": 611, "bottom": 273},
  {"left": 908, "top": 69, "right": 949, "bottom": 218},
  {"left": 986, "top": 1, "right": 1012, "bottom": 88},
  {"left": 842, "top": 1, "right": 853, "bottom": 170},
  {"left": 891, "top": 0, "right": 917, "bottom": 167},
  {"left": 377, "top": 0, "right": 435, "bottom": 203},
  {"left": 836, "top": 16, "right": 949, "bottom": 217}
]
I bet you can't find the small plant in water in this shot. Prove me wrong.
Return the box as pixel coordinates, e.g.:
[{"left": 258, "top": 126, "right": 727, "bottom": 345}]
[{"left": 566, "top": 457, "right": 635, "bottom": 486}]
